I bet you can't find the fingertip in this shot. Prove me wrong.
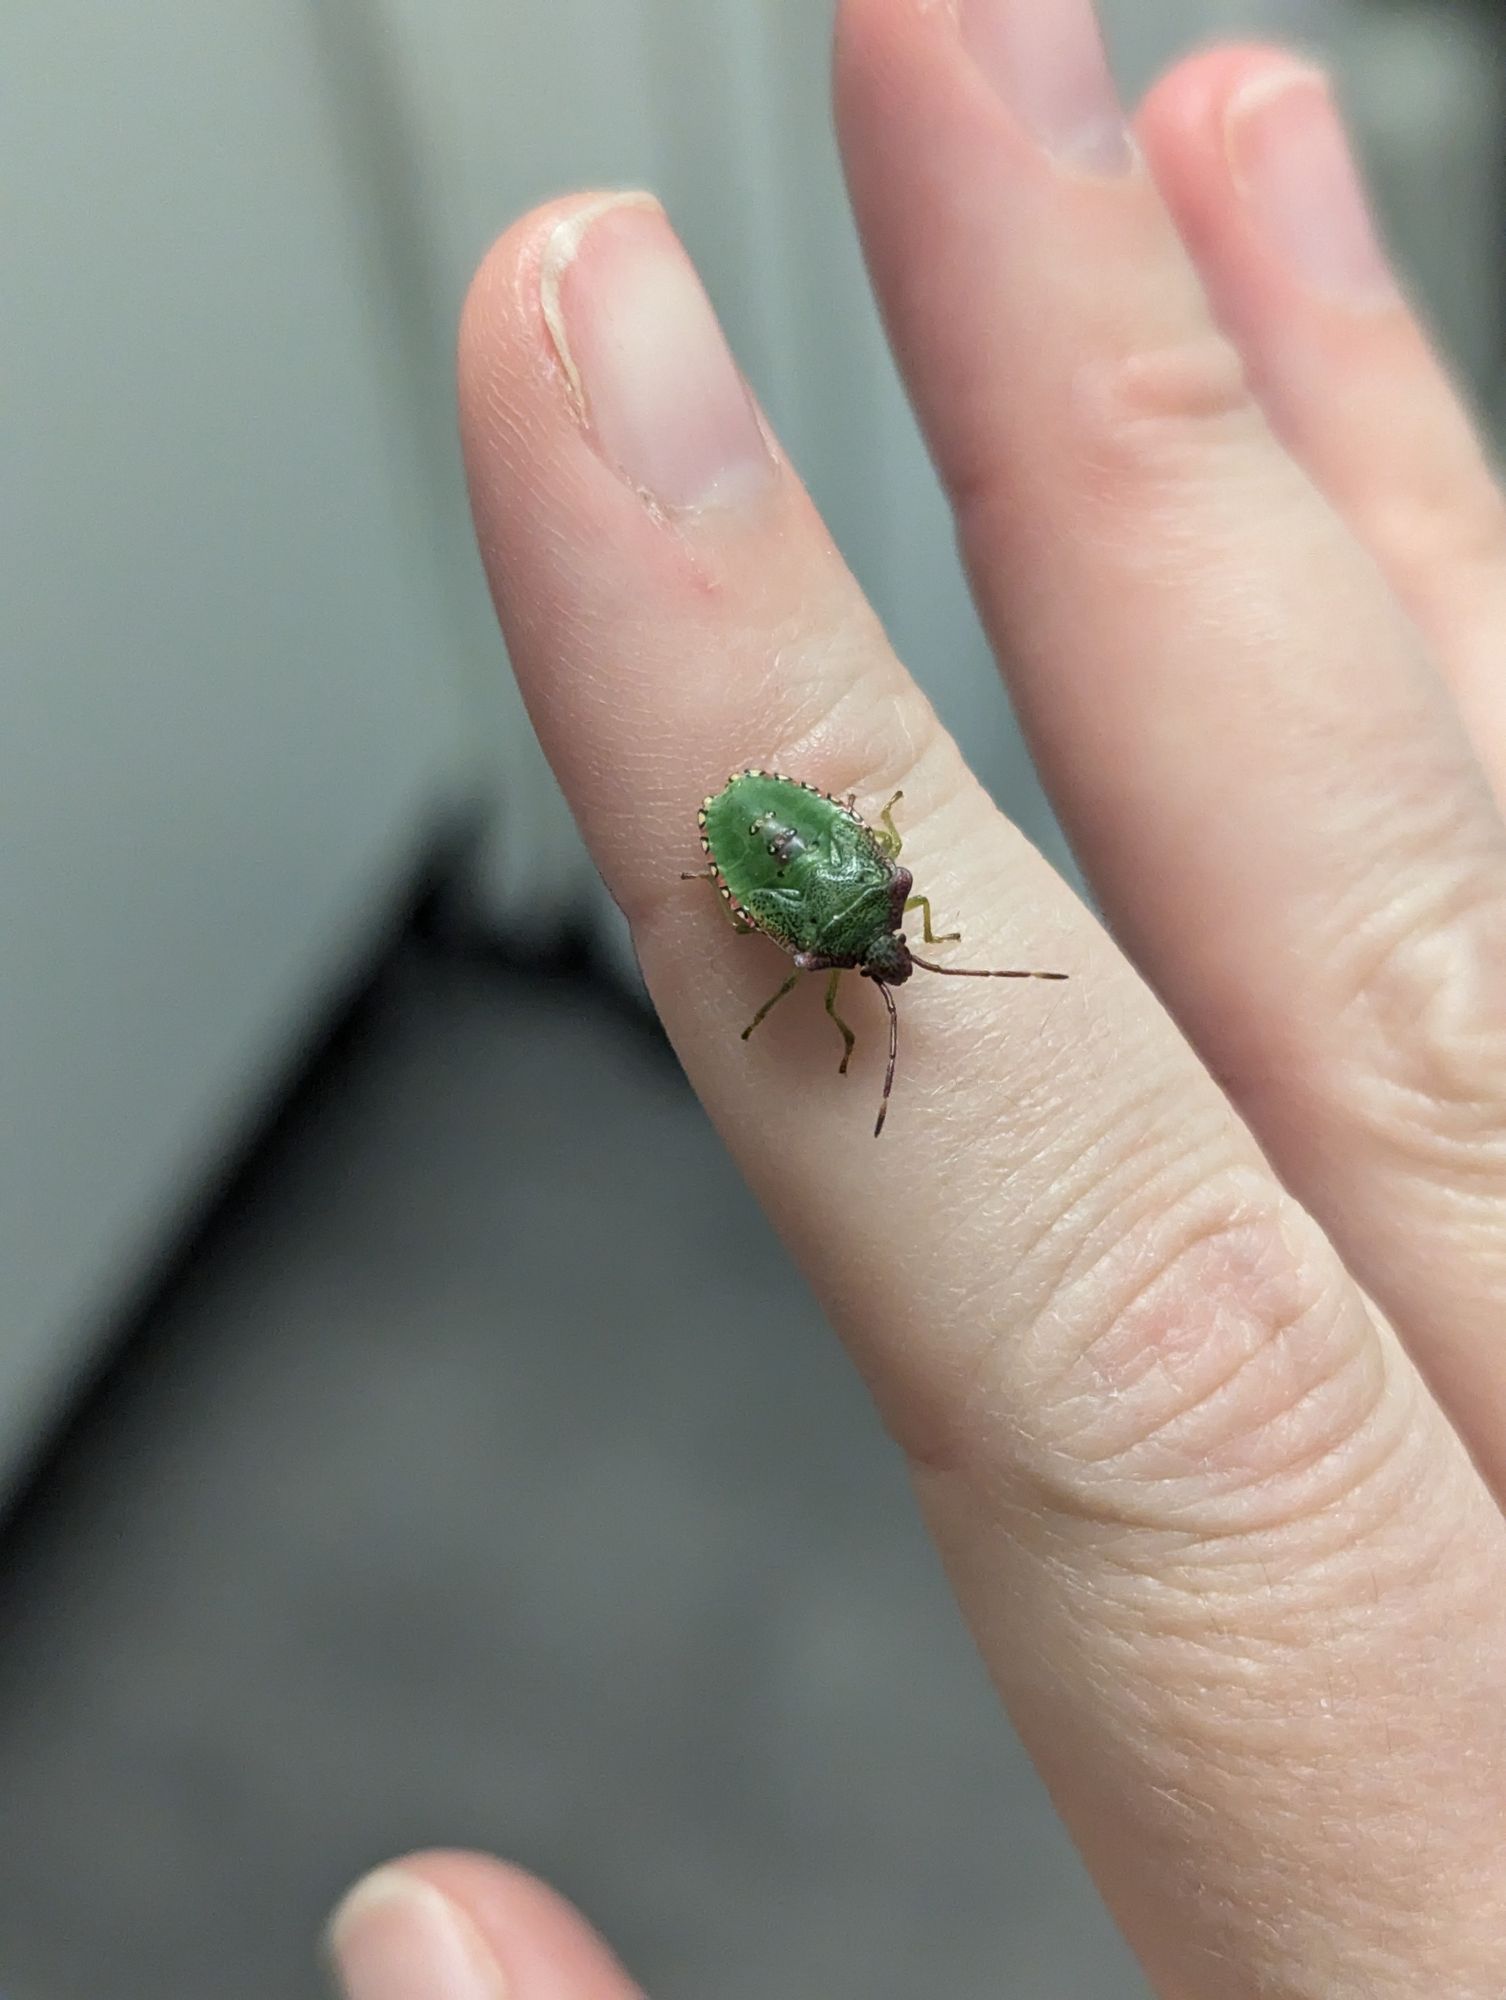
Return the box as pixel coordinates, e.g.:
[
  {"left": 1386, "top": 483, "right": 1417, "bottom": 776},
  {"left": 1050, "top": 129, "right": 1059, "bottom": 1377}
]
[
  {"left": 457, "top": 190, "right": 663, "bottom": 417},
  {"left": 831, "top": 0, "right": 911, "bottom": 88},
  {"left": 458, "top": 196, "right": 571, "bottom": 380},
  {"left": 1135, "top": 42, "right": 1319, "bottom": 194},
  {"left": 329, "top": 1852, "right": 640, "bottom": 1999},
  {"left": 833, "top": 0, "right": 981, "bottom": 179},
  {"left": 373, "top": 1845, "right": 569, "bottom": 1916},
  {"left": 456, "top": 192, "right": 596, "bottom": 487},
  {"left": 832, "top": 0, "right": 907, "bottom": 66}
]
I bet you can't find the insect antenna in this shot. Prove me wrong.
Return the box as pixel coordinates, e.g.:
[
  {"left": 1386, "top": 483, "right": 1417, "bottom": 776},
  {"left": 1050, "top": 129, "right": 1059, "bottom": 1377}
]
[
  {"left": 910, "top": 955, "right": 1068, "bottom": 982},
  {"left": 874, "top": 982, "right": 899, "bottom": 1139}
]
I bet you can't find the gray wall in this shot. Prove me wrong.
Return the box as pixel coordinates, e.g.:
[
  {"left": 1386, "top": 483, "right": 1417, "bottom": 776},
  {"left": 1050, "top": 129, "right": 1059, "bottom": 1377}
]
[{"left": 4, "top": 2, "right": 467, "bottom": 1483}]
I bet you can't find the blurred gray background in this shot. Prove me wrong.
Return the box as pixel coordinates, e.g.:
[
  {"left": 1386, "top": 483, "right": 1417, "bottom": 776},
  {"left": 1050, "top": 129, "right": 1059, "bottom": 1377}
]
[{"left": 5, "top": 3, "right": 1505, "bottom": 1995}]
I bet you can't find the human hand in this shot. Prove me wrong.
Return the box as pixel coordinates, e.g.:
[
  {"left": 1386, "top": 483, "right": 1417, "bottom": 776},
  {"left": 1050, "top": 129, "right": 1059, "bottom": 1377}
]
[{"left": 330, "top": 3, "right": 1506, "bottom": 1994}]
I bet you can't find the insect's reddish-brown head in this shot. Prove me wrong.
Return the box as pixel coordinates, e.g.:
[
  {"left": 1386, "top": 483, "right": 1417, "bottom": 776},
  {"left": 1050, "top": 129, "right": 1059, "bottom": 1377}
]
[{"left": 860, "top": 932, "right": 913, "bottom": 986}]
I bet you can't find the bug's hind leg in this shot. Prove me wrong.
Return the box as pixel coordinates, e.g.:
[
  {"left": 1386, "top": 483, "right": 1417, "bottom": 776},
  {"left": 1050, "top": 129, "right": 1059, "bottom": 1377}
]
[
  {"left": 903, "top": 894, "right": 960, "bottom": 945},
  {"left": 876, "top": 790, "right": 905, "bottom": 858},
  {"left": 742, "top": 972, "right": 800, "bottom": 1041},
  {"left": 824, "top": 971, "right": 857, "bottom": 1075}
]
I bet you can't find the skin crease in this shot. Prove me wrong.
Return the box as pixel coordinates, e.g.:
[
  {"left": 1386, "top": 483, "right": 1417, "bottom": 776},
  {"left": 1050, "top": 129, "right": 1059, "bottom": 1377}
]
[{"left": 327, "top": 8, "right": 1506, "bottom": 1998}]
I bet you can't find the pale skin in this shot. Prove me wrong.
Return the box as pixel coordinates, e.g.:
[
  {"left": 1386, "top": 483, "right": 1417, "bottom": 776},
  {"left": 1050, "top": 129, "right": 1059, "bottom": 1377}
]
[{"left": 329, "top": 4, "right": 1506, "bottom": 1996}]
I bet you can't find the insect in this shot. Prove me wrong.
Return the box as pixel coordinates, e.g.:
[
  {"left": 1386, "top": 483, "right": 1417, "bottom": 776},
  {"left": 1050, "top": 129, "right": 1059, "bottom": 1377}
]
[{"left": 683, "top": 769, "right": 1068, "bottom": 1136}]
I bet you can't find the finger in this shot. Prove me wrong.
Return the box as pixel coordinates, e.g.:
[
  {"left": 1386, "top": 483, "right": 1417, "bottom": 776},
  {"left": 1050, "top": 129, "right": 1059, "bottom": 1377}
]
[
  {"left": 834, "top": 0, "right": 1506, "bottom": 1476},
  {"left": 459, "top": 193, "right": 1506, "bottom": 1993},
  {"left": 328, "top": 1854, "right": 640, "bottom": 1999},
  {"left": 1138, "top": 47, "right": 1506, "bottom": 790}
]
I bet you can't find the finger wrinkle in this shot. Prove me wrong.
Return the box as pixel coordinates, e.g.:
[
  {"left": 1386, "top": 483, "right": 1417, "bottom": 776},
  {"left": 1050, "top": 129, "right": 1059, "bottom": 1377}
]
[{"left": 981, "top": 1167, "right": 1399, "bottom": 1541}]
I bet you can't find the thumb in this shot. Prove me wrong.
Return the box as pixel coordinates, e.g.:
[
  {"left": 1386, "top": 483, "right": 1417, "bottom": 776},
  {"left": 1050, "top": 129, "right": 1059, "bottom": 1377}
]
[{"left": 326, "top": 1853, "right": 640, "bottom": 2000}]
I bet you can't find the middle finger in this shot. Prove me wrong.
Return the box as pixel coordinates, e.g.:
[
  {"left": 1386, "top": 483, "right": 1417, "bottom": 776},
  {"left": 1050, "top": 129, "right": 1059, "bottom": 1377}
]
[{"left": 835, "top": 0, "right": 1506, "bottom": 1481}]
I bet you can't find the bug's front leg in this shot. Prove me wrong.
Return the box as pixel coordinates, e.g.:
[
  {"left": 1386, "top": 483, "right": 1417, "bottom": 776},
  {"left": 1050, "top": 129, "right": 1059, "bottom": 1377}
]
[
  {"left": 877, "top": 790, "right": 905, "bottom": 859},
  {"left": 903, "top": 894, "right": 960, "bottom": 945},
  {"left": 742, "top": 972, "right": 800, "bottom": 1041},
  {"left": 682, "top": 869, "right": 756, "bottom": 933},
  {"left": 824, "top": 970, "right": 856, "bottom": 1075}
]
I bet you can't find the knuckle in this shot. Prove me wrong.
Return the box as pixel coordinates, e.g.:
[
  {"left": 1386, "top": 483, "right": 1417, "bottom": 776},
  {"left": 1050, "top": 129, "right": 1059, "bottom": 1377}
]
[
  {"left": 947, "top": 333, "right": 1268, "bottom": 554},
  {"left": 771, "top": 663, "right": 948, "bottom": 824},
  {"left": 1062, "top": 334, "right": 1267, "bottom": 508},
  {"left": 1329, "top": 844, "right": 1506, "bottom": 1177},
  {"left": 989, "top": 1169, "right": 1401, "bottom": 1543}
]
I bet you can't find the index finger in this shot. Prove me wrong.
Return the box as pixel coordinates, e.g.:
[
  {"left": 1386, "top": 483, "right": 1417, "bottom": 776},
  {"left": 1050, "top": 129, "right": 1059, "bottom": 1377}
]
[{"left": 459, "top": 194, "right": 1506, "bottom": 1993}]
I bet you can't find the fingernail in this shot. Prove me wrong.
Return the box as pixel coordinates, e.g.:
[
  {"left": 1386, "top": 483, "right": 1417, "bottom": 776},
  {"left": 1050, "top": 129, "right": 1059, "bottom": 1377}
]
[
  {"left": 540, "top": 192, "right": 776, "bottom": 513},
  {"left": 327, "top": 1868, "right": 510, "bottom": 2000},
  {"left": 957, "top": 0, "right": 1133, "bottom": 176},
  {"left": 1226, "top": 68, "right": 1398, "bottom": 308}
]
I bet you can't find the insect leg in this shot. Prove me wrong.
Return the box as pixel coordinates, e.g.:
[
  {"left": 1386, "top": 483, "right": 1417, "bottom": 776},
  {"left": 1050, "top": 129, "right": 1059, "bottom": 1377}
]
[
  {"left": 877, "top": 790, "right": 905, "bottom": 858},
  {"left": 823, "top": 970, "right": 857, "bottom": 1075},
  {"left": 874, "top": 982, "right": 899, "bottom": 1138},
  {"left": 742, "top": 972, "right": 800, "bottom": 1042},
  {"left": 903, "top": 894, "right": 961, "bottom": 945}
]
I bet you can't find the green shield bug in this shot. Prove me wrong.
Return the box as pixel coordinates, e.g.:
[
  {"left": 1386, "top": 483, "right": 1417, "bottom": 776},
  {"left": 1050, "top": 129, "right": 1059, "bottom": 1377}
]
[{"left": 683, "top": 768, "right": 1068, "bottom": 1136}]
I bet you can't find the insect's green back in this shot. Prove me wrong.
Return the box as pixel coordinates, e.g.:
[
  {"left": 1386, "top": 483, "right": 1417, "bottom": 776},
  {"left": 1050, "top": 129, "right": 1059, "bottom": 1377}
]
[{"left": 699, "top": 770, "right": 896, "bottom": 961}]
